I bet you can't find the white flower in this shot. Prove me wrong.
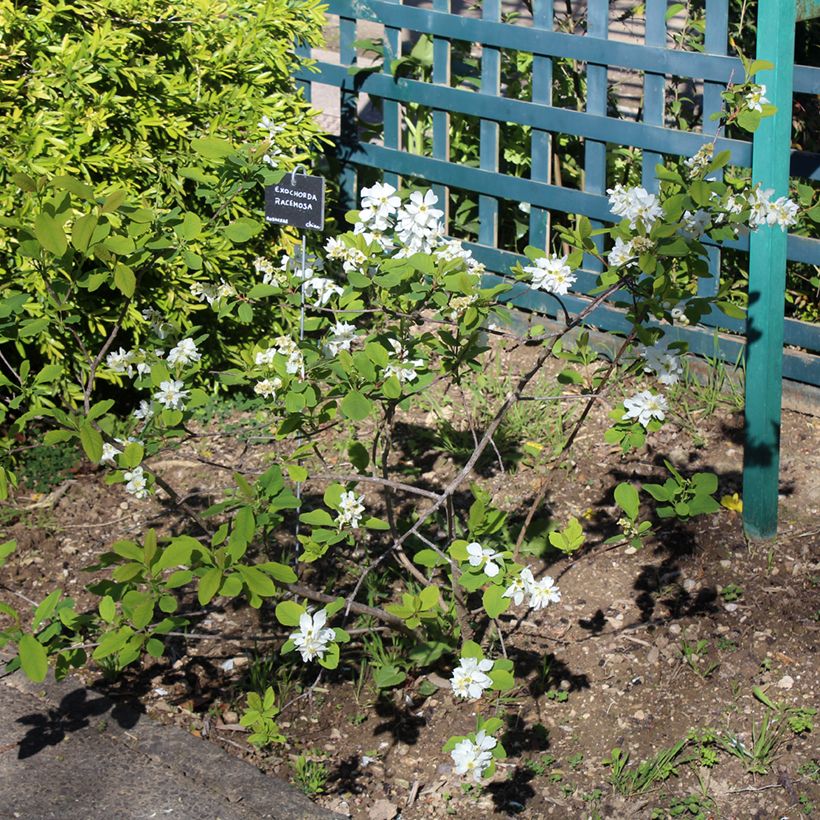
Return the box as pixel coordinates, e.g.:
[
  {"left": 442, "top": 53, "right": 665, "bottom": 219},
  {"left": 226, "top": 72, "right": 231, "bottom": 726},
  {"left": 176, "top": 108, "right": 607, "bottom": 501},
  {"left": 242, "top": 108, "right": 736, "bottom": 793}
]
[
  {"left": 670, "top": 306, "right": 690, "bottom": 326},
  {"left": 99, "top": 442, "right": 121, "bottom": 467},
  {"left": 643, "top": 343, "right": 683, "bottom": 386},
  {"left": 258, "top": 115, "right": 284, "bottom": 138},
  {"left": 451, "top": 730, "right": 497, "bottom": 782},
  {"left": 303, "top": 275, "right": 343, "bottom": 307},
  {"left": 748, "top": 187, "right": 774, "bottom": 228},
  {"left": 607, "top": 237, "right": 637, "bottom": 269},
  {"left": 153, "top": 379, "right": 189, "bottom": 411},
  {"left": 359, "top": 182, "right": 400, "bottom": 229},
  {"left": 745, "top": 84, "right": 769, "bottom": 113},
  {"left": 681, "top": 209, "right": 710, "bottom": 238},
  {"left": 765, "top": 196, "right": 799, "bottom": 228},
  {"left": 451, "top": 657, "right": 494, "bottom": 700},
  {"left": 435, "top": 237, "right": 473, "bottom": 263},
  {"left": 290, "top": 610, "right": 336, "bottom": 663},
  {"left": 326, "top": 322, "right": 357, "bottom": 356},
  {"left": 133, "top": 400, "right": 154, "bottom": 421},
  {"left": 466, "top": 542, "right": 504, "bottom": 578},
  {"left": 384, "top": 339, "right": 424, "bottom": 384},
  {"left": 623, "top": 390, "right": 668, "bottom": 428},
  {"left": 399, "top": 190, "right": 443, "bottom": 231},
  {"left": 123, "top": 466, "right": 148, "bottom": 500},
  {"left": 503, "top": 567, "right": 534, "bottom": 606},
  {"left": 254, "top": 377, "right": 282, "bottom": 398},
  {"left": 106, "top": 347, "right": 133, "bottom": 375},
  {"left": 607, "top": 184, "right": 663, "bottom": 230},
  {"left": 523, "top": 255, "right": 576, "bottom": 296},
  {"left": 336, "top": 490, "right": 365, "bottom": 530},
  {"left": 167, "top": 338, "right": 200, "bottom": 368},
  {"left": 528, "top": 575, "right": 561, "bottom": 610}
]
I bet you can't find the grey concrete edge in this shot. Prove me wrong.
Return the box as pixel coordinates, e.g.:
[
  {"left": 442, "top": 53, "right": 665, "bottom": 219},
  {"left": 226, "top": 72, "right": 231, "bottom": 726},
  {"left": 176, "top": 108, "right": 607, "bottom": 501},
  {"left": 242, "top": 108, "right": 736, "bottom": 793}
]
[{"left": 1, "top": 660, "right": 341, "bottom": 820}]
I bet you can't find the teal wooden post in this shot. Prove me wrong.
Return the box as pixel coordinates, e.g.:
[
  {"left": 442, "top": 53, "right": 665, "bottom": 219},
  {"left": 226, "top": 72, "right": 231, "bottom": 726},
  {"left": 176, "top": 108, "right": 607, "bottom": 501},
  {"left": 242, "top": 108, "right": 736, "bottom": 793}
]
[{"left": 741, "top": 0, "right": 796, "bottom": 539}]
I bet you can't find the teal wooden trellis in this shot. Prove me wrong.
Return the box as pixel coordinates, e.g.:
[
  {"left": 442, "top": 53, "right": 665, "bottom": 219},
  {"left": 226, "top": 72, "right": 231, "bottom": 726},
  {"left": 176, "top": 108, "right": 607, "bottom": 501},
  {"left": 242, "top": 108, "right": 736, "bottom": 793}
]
[
  {"left": 743, "top": 0, "right": 820, "bottom": 538},
  {"left": 295, "top": 0, "right": 820, "bottom": 537}
]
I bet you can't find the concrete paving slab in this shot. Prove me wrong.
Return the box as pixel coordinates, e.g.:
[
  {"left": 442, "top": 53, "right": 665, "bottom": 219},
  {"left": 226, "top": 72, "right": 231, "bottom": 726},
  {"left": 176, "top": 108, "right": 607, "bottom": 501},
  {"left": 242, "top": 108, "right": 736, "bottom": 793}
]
[{"left": 0, "top": 667, "right": 338, "bottom": 820}]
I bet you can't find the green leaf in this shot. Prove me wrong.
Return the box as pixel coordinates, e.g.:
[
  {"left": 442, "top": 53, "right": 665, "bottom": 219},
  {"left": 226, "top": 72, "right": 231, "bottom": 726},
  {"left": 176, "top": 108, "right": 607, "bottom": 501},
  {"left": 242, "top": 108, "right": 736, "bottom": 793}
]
[
  {"left": 237, "top": 565, "right": 276, "bottom": 598},
  {"left": 154, "top": 536, "right": 198, "bottom": 571},
  {"left": 372, "top": 663, "right": 405, "bottom": 688},
  {"left": 489, "top": 668, "right": 515, "bottom": 691},
  {"left": 299, "top": 509, "right": 336, "bottom": 527},
  {"left": 34, "top": 213, "right": 67, "bottom": 256},
  {"left": 348, "top": 441, "right": 369, "bottom": 472},
  {"left": 192, "top": 136, "right": 235, "bottom": 159},
  {"left": 19, "top": 634, "right": 48, "bottom": 682},
  {"left": 340, "top": 390, "right": 371, "bottom": 421},
  {"left": 223, "top": 217, "right": 262, "bottom": 243},
  {"left": 257, "top": 561, "right": 297, "bottom": 584},
  {"left": 413, "top": 549, "right": 447, "bottom": 569},
  {"left": 33, "top": 590, "right": 61, "bottom": 628},
  {"left": 71, "top": 214, "right": 99, "bottom": 253},
  {"left": 145, "top": 638, "right": 165, "bottom": 658},
  {"left": 176, "top": 213, "right": 202, "bottom": 241},
  {"left": 643, "top": 483, "right": 670, "bottom": 502},
  {"left": 461, "top": 640, "right": 483, "bottom": 659},
  {"left": 318, "top": 642, "right": 340, "bottom": 670},
  {"left": 614, "top": 482, "right": 640, "bottom": 520},
  {"left": 482, "top": 585, "right": 510, "bottom": 619},
  {"left": 79, "top": 422, "right": 103, "bottom": 463},
  {"left": 114, "top": 264, "right": 136, "bottom": 297},
  {"left": 197, "top": 567, "right": 222, "bottom": 605},
  {"left": 275, "top": 600, "right": 305, "bottom": 627}
]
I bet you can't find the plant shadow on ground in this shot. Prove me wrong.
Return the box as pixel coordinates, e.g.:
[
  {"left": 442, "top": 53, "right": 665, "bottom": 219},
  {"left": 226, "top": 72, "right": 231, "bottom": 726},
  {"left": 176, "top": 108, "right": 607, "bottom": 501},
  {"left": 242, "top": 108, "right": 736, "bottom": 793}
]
[
  {"left": 15, "top": 686, "right": 140, "bottom": 760},
  {"left": 372, "top": 692, "right": 427, "bottom": 745},
  {"left": 487, "top": 766, "right": 537, "bottom": 815}
]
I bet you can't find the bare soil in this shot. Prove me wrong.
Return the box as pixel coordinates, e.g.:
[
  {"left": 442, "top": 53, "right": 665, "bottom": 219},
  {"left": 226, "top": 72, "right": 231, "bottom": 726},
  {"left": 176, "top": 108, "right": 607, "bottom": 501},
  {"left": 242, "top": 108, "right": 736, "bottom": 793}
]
[{"left": 2, "top": 348, "right": 819, "bottom": 820}]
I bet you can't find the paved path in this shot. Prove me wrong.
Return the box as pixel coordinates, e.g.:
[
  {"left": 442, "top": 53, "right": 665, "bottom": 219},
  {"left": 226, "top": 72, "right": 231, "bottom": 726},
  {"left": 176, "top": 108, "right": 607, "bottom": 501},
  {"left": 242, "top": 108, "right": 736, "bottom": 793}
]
[{"left": 0, "top": 665, "right": 338, "bottom": 820}]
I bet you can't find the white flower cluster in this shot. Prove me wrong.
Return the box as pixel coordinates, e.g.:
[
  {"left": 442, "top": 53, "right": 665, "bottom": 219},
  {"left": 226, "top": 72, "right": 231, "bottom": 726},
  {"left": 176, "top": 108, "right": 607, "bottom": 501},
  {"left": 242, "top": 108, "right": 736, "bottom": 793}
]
[
  {"left": 326, "top": 321, "right": 357, "bottom": 356},
  {"left": 522, "top": 254, "right": 576, "bottom": 296},
  {"left": 746, "top": 186, "right": 799, "bottom": 229},
  {"left": 336, "top": 490, "right": 365, "bottom": 530},
  {"left": 503, "top": 567, "right": 561, "bottom": 610},
  {"left": 466, "top": 541, "right": 505, "bottom": 578},
  {"left": 255, "top": 335, "right": 303, "bottom": 376},
  {"left": 607, "top": 184, "right": 663, "bottom": 231},
  {"left": 450, "top": 657, "right": 494, "bottom": 700},
  {"left": 254, "top": 376, "right": 282, "bottom": 398},
  {"left": 253, "top": 256, "right": 288, "bottom": 288},
  {"left": 642, "top": 341, "right": 683, "bottom": 386},
  {"left": 325, "top": 237, "right": 370, "bottom": 272},
  {"left": 290, "top": 610, "right": 336, "bottom": 663},
  {"left": 384, "top": 338, "right": 424, "bottom": 384},
  {"left": 105, "top": 347, "right": 151, "bottom": 379},
  {"left": 450, "top": 731, "right": 497, "bottom": 782},
  {"left": 167, "top": 338, "right": 200, "bottom": 368},
  {"left": 191, "top": 279, "right": 236, "bottom": 308}
]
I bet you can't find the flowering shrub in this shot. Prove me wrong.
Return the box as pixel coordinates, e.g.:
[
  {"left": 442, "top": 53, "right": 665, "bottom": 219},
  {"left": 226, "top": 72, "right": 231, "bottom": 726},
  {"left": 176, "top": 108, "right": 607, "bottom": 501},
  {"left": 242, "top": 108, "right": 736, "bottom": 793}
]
[{"left": 0, "top": 72, "right": 800, "bottom": 785}]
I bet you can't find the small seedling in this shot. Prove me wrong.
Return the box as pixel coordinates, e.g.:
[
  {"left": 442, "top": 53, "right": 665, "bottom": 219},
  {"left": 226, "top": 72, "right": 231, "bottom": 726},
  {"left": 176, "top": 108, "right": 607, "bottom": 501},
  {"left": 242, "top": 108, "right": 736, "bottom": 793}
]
[
  {"left": 292, "top": 754, "right": 329, "bottom": 796},
  {"left": 720, "top": 583, "right": 743, "bottom": 602},
  {"left": 680, "top": 639, "right": 719, "bottom": 679},
  {"left": 568, "top": 752, "right": 584, "bottom": 770}
]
